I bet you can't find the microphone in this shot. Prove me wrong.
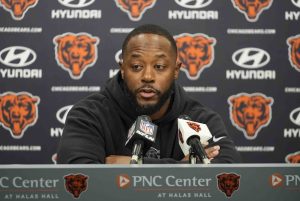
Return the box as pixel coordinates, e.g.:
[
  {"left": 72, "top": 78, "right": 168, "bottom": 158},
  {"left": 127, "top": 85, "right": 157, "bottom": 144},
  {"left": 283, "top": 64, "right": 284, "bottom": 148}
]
[
  {"left": 125, "top": 115, "right": 157, "bottom": 164},
  {"left": 178, "top": 115, "right": 212, "bottom": 164}
]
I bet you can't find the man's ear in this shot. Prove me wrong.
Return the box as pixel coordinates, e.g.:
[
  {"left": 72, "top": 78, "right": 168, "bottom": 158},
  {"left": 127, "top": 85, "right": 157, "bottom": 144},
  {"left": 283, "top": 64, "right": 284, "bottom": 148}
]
[
  {"left": 174, "top": 61, "right": 182, "bottom": 80},
  {"left": 119, "top": 61, "right": 124, "bottom": 79}
]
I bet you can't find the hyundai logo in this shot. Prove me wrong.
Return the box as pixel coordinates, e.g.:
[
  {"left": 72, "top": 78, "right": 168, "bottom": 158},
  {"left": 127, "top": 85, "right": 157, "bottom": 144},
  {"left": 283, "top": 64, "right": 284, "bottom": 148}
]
[
  {"left": 291, "top": 0, "right": 300, "bottom": 8},
  {"left": 58, "top": 0, "right": 95, "bottom": 8},
  {"left": 290, "top": 107, "right": 300, "bottom": 126},
  {"left": 0, "top": 46, "right": 36, "bottom": 67},
  {"left": 232, "top": 47, "right": 270, "bottom": 69},
  {"left": 56, "top": 105, "right": 73, "bottom": 124},
  {"left": 175, "top": 0, "right": 213, "bottom": 9},
  {"left": 115, "top": 49, "right": 122, "bottom": 63}
]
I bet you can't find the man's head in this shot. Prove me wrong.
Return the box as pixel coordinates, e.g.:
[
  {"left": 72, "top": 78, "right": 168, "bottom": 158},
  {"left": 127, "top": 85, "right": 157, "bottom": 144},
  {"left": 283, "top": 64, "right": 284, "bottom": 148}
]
[
  {"left": 121, "top": 24, "right": 177, "bottom": 58},
  {"left": 119, "top": 24, "right": 181, "bottom": 119}
]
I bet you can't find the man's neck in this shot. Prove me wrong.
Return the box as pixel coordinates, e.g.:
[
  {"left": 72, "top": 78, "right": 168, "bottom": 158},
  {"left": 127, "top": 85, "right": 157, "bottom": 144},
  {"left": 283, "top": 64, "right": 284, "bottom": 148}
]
[{"left": 150, "top": 98, "right": 171, "bottom": 121}]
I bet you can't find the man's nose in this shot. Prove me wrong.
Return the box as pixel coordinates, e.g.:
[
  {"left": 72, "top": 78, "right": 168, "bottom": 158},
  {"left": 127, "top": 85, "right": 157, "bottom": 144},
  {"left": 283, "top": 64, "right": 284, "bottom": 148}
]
[{"left": 141, "top": 66, "right": 155, "bottom": 82}]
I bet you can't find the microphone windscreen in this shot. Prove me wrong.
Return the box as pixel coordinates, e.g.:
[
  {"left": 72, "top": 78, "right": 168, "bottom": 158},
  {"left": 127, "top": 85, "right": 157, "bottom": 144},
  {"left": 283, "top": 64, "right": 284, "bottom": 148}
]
[
  {"left": 177, "top": 117, "right": 212, "bottom": 155},
  {"left": 125, "top": 115, "right": 157, "bottom": 154}
]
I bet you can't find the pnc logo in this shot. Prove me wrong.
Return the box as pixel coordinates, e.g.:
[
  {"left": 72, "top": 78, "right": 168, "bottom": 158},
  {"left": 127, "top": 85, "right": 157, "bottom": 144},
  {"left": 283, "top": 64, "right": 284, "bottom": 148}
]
[
  {"left": 116, "top": 174, "right": 131, "bottom": 189},
  {"left": 232, "top": 47, "right": 270, "bottom": 69},
  {"left": 175, "top": 33, "right": 216, "bottom": 80},
  {"left": 287, "top": 35, "right": 300, "bottom": 72},
  {"left": 269, "top": 173, "right": 284, "bottom": 188},
  {"left": 290, "top": 107, "right": 300, "bottom": 126},
  {"left": 0, "top": 91, "right": 40, "bottom": 139},
  {"left": 53, "top": 32, "right": 100, "bottom": 79},
  {"left": 56, "top": 105, "right": 73, "bottom": 124},
  {"left": 291, "top": 0, "right": 300, "bottom": 8},
  {"left": 0, "top": 46, "right": 37, "bottom": 68},
  {"left": 217, "top": 173, "right": 240, "bottom": 197},
  {"left": 0, "top": 0, "right": 38, "bottom": 20},
  {"left": 285, "top": 151, "right": 300, "bottom": 163},
  {"left": 231, "top": 0, "right": 273, "bottom": 22},
  {"left": 228, "top": 93, "right": 273, "bottom": 140},
  {"left": 58, "top": 0, "right": 95, "bottom": 8},
  {"left": 174, "top": 0, "right": 213, "bottom": 9},
  {"left": 114, "top": 0, "right": 157, "bottom": 21}
]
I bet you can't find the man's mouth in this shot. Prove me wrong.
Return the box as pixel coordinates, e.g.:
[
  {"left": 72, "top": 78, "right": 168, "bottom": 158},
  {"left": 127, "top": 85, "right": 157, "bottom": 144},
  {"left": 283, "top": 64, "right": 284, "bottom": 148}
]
[{"left": 138, "top": 87, "right": 157, "bottom": 99}]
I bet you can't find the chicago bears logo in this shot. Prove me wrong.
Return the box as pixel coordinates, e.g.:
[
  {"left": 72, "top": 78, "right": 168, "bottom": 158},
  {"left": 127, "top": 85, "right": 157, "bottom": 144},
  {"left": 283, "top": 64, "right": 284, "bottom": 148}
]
[
  {"left": 187, "top": 121, "right": 201, "bottom": 132},
  {"left": 53, "top": 33, "right": 100, "bottom": 79},
  {"left": 287, "top": 35, "right": 300, "bottom": 72},
  {"left": 0, "top": 0, "right": 38, "bottom": 20},
  {"left": 0, "top": 92, "right": 39, "bottom": 139},
  {"left": 64, "top": 174, "right": 88, "bottom": 198},
  {"left": 114, "top": 0, "right": 156, "bottom": 21},
  {"left": 285, "top": 151, "right": 300, "bottom": 163},
  {"left": 217, "top": 173, "right": 240, "bottom": 197},
  {"left": 175, "top": 33, "right": 216, "bottom": 80},
  {"left": 228, "top": 93, "right": 273, "bottom": 139},
  {"left": 231, "top": 0, "right": 273, "bottom": 22}
]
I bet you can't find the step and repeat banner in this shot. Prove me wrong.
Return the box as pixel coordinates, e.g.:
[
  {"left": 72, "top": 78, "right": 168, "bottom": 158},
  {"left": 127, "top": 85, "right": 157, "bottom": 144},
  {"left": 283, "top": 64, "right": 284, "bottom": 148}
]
[{"left": 0, "top": 0, "right": 299, "bottom": 164}]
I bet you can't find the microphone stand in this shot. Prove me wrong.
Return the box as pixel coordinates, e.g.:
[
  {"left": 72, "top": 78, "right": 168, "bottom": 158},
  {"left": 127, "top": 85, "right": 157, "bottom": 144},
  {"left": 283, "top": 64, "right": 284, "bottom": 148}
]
[
  {"left": 189, "top": 148, "right": 197, "bottom": 164},
  {"left": 130, "top": 140, "right": 144, "bottom": 164},
  {"left": 189, "top": 139, "right": 211, "bottom": 164}
]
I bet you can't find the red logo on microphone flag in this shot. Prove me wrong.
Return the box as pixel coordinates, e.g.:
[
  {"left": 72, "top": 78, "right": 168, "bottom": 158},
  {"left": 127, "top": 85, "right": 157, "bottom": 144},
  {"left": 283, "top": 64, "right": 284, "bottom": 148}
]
[{"left": 187, "top": 121, "right": 201, "bottom": 132}]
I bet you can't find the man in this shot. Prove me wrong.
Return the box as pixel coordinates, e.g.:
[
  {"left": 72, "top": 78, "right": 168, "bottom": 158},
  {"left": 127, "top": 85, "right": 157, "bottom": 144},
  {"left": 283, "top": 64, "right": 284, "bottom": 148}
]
[{"left": 57, "top": 24, "right": 241, "bottom": 164}]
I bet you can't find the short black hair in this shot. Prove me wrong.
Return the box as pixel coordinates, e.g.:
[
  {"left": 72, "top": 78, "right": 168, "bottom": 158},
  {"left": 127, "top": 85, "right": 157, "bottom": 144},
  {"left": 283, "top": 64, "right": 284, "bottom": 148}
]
[{"left": 121, "top": 24, "right": 177, "bottom": 57}]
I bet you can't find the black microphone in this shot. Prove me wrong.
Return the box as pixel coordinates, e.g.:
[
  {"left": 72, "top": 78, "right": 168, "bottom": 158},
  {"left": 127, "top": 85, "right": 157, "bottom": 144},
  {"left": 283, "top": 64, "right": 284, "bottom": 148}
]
[
  {"left": 178, "top": 115, "right": 211, "bottom": 164},
  {"left": 125, "top": 115, "right": 157, "bottom": 164}
]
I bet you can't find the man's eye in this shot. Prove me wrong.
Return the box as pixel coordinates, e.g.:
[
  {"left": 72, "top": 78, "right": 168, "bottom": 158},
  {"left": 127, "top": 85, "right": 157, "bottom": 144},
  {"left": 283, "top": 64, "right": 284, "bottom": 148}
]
[
  {"left": 131, "top": 64, "right": 142, "bottom": 71},
  {"left": 154, "top": 64, "right": 165, "bottom": 70}
]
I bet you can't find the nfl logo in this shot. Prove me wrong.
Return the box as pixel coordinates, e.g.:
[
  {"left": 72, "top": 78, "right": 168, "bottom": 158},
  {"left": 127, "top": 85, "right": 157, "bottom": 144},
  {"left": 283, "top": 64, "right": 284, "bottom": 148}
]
[{"left": 140, "top": 119, "right": 154, "bottom": 135}]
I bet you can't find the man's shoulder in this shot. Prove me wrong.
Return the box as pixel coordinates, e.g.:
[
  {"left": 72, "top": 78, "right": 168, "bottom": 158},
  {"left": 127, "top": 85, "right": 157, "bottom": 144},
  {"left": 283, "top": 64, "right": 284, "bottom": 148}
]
[{"left": 72, "top": 92, "right": 109, "bottom": 110}]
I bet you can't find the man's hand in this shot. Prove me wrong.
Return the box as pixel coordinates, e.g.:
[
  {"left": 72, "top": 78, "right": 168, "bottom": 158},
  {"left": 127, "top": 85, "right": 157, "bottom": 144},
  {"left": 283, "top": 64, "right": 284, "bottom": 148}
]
[
  {"left": 181, "top": 145, "right": 220, "bottom": 162},
  {"left": 205, "top": 145, "right": 220, "bottom": 159},
  {"left": 105, "top": 155, "right": 131, "bottom": 164}
]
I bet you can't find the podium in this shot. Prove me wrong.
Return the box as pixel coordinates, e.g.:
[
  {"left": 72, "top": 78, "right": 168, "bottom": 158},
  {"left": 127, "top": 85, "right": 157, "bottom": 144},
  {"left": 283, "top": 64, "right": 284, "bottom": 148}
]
[{"left": 0, "top": 164, "right": 299, "bottom": 201}]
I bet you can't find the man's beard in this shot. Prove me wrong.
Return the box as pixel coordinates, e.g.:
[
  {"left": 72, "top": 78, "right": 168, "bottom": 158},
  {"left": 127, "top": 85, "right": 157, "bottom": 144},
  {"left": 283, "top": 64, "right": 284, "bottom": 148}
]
[{"left": 123, "top": 81, "right": 175, "bottom": 116}]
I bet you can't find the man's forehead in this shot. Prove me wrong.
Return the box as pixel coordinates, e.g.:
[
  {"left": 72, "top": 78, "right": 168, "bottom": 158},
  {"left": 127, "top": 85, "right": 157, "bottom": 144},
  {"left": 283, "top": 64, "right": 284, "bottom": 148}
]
[
  {"left": 129, "top": 51, "right": 168, "bottom": 59},
  {"left": 124, "top": 33, "right": 175, "bottom": 56},
  {"left": 127, "top": 33, "right": 171, "bottom": 46}
]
